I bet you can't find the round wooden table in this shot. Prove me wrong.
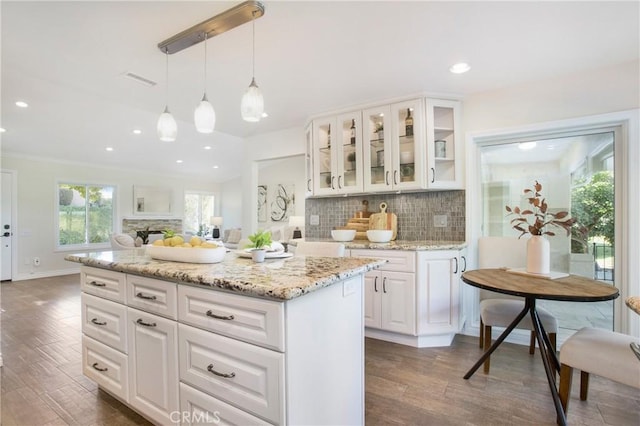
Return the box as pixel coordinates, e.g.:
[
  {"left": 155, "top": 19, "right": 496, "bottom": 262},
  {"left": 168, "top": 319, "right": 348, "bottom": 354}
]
[{"left": 462, "top": 268, "right": 619, "bottom": 426}]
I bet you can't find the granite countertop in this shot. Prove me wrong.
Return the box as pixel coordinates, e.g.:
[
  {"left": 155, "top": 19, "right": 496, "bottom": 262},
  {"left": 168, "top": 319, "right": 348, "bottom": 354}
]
[
  {"left": 65, "top": 249, "right": 386, "bottom": 301},
  {"left": 290, "top": 239, "right": 467, "bottom": 251}
]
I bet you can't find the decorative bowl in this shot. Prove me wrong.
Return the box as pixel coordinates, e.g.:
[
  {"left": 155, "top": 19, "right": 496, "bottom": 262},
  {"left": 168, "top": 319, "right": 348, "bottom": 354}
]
[
  {"left": 331, "top": 229, "right": 356, "bottom": 242},
  {"left": 366, "top": 230, "right": 393, "bottom": 243}
]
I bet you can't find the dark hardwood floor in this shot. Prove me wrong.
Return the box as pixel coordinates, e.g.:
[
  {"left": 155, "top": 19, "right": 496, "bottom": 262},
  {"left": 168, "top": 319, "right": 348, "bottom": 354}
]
[{"left": 1, "top": 275, "right": 638, "bottom": 425}]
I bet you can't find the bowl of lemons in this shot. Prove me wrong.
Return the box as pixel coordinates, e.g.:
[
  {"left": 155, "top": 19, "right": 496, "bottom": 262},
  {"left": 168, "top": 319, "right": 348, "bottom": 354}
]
[{"left": 147, "top": 236, "right": 226, "bottom": 263}]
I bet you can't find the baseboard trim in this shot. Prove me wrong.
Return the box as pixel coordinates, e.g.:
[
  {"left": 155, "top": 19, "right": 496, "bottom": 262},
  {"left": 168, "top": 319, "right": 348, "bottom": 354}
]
[{"left": 13, "top": 267, "right": 80, "bottom": 281}]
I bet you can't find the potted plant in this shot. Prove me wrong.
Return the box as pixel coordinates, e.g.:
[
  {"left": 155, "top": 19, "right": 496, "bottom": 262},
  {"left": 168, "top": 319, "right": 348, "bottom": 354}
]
[
  {"left": 246, "top": 230, "right": 272, "bottom": 262},
  {"left": 506, "top": 180, "right": 576, "bottom": 274}
]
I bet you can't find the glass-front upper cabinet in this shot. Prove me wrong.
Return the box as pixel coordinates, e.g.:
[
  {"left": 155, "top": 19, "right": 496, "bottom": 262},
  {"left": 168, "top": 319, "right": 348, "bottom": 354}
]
[
  {"left": 312, "top": 111, "right": 363, "bottom": 195},
  {"left": 363, "top": 99, "right": 425, "bottom": 192},
  {"left": 425, "top": 99, "right": 463, "bottom": 189},
  {"left": 304, "top": 123, "right": 313, "bottom": 197}
]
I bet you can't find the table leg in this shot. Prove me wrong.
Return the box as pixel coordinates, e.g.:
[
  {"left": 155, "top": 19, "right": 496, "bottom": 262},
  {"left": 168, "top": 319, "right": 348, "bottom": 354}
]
[
  {"left": 535, "top": 317, "right": 560, "bottom": 372},
  {"left": 529, "top": 300, "right": 567, "bottom": 426},
  {"left": 464, "top": 299, "right": 531, "bottom": 380}
]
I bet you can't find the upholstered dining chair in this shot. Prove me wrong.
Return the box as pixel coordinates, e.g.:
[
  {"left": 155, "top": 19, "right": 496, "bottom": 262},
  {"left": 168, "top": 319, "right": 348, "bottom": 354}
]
[
  {"left": 477, "top": 236, "right": 558, "bottom": 373},
  {"left": 110, "top": 233, "right": 136, "bottom": 250},
  {"left": 294, "top": 241, "right": 346, "bottom": 257}
]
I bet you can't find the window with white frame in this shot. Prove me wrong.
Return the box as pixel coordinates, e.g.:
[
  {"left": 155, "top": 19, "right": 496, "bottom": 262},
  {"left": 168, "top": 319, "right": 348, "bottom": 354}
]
[
  {"left": 184, "top": 191, "right": 215, "bottom": 236},
  {"left": 57, "top": 183, "right": 115, "bottom": 248}
]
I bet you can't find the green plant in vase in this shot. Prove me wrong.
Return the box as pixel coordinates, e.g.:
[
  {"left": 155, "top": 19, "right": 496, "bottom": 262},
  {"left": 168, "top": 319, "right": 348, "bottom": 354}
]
[{"left": 246, "top": 230, "right": 272, "bottom": 262}]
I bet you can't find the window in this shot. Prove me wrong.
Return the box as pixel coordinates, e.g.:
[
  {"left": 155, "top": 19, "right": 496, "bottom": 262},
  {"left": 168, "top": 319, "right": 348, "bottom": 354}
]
[
  {"left": 57, "top": 183, "right": 115, "bottom": 248},
  {"left": 184, "top": 191, "right": 215, "bottom": 236}
]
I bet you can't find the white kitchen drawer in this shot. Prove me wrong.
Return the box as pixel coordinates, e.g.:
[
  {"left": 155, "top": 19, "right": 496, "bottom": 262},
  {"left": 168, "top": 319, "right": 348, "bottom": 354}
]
[
  {"left": 82, "top": 335, "right": 129, "bottom": 401},
  {"left": 178, "top": 323, "right": 285, "bottom": 425},
  {"left": 81, "top": 293, "right": 128, "bottom": 353},
  {"left": 81, "top": 266, "right": 126, "bottom": 303},
  {"left": 179, "top": 382, "right": 271, "bottom": 426},
  {"left": 178, "top": 285, "right": 284, "bottom": 352},
  {"left": 126, "top": 275, "right": 177, "bottom": 319},
  {"left": 350, "top": 249, "right": 416, "bottom": 273}
]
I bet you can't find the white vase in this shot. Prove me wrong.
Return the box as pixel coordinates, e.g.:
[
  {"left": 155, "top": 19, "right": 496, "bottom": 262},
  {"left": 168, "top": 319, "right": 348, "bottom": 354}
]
[
  {"left": 251, "top": 249, "right": 266, "bottom": 263},
  {"left": 527, "top": 236, "right": 550, "bottom": 275}
]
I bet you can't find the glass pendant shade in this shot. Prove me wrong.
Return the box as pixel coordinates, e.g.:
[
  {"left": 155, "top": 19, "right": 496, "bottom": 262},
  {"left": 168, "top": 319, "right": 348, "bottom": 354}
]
[
  {"left": 157, "top": 106, "right": 177, "bottom": 142},
  {"left": 241, "top": 78, "right": 264, "bottom": 122},
  {"left": 194, "top": 93, "right": 216, "bottom": 133}
]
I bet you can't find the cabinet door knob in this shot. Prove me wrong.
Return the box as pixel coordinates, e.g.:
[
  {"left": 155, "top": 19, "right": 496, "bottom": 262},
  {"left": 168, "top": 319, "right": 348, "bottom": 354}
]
[
  {"left": 385, "top": 171, "right": 390, "bottom": 186},
  {"left": 431, "top": 167, "right": 435, "bottom": 183},
  {"left": 453, "top": 257, "right": 459, "bottom": 274},
  {"left": 307, "top": 179, "right": 311, "bottom": 192},
  {"left": 393, "top": 170, "right": 399, "bottom": 185},
  {"left": 331, "top": 176, "right": 335, "bottom": 190},
  {"left": 382, "top": 277, "right": 387, "bottom": 293},
  {"left": 338, "top": 175, "right": 343, "bottom": 189},
  {"left": 206, "top": 310, "right": 234, "bottom": 321},
  {"left": 207, "top": 364, "right": 236, "bottom": 378},
  {"left": 461, "top": 256, "right": 467, "bottom": 272},
  {"left": 374, "top": 276, "right": 378, "bottom": 292}
]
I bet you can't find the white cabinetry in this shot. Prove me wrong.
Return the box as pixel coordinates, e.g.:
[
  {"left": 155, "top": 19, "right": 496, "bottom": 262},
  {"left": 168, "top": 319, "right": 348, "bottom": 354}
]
[
  {"left": 312, "top": 111, "right": 363, "bottom": 195},
  {"left": 352, "top": 248, "right": 464, "bottom": 348},
  {"left": 416, "top": 250, "right": 464, "bottom": 346},
  {"left": 127, "top": 307, "right": 179, "bottom": 425},
  {"left": 425, "top": 98, "right": 463, "bottom": 189},
  {"left": 363, "top": 99, "right": 425, "bottom": 192},
  {"left": 80, "top": 266, "right": 365, "bottom": 425},
  {"left": 307, "top": 96, "right": 462, "bottom": 197}
]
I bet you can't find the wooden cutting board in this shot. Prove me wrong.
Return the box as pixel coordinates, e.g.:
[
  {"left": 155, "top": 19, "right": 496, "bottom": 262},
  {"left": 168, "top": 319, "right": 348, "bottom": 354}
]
[
  {"left": 338, "top": 217, "right": 370, "bottom": 239},
  {"left": 369, "top": 202, "right": 398, "bottom": 240}
]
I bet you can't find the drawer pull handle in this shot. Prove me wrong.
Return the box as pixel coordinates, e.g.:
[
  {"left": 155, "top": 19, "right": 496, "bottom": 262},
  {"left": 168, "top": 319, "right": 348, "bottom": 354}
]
[
  {"left": 89, "top": 281, "right": 106, "bottom": 287},
  {"left": 207, "top": 364, "right": 236, "bottom": 378},
  {"left": 91, "top": 318, "right": 107, "bottom": 326},
  {"left": 206, "top": 310, "right": 234, "bottom": 321},
  {"left": 92, "top": 362, "right": 108, "bottom": 372},
  {"left": 136, "top": 318, "right": 156, "bottom": 327},
  {"left": 135, "top": 292, "right": 157, "bottom": 300}
]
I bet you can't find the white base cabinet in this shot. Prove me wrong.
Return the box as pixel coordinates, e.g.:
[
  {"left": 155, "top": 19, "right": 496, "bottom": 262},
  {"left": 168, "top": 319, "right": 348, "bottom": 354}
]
[
  {"left": 352, "top": 248, "right": 464, "bottom": 348},
  {"left": 80, "top": 266, "right": 364, "bottom": 425}
]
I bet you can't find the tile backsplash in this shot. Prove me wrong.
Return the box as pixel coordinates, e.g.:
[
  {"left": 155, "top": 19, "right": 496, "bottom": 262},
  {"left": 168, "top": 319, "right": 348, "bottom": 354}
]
[
  {"left": 305, "top": 191, "right": 465, "bottom": 241},
  {"left": 122, "top": 218, "right": 182, "bottom": 235}
]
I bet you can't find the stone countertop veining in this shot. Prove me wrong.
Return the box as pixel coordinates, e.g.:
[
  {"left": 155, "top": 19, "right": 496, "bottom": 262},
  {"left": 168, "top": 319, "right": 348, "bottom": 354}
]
[
  {"left": 65, "top": 249, "right": 386, "bottom": 301},
  {"left": 290, "top": 239, "right": 467, "bottom": 251}
]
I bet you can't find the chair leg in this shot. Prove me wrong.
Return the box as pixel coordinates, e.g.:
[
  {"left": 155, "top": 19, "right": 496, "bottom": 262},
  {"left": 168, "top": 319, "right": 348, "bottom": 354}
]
[
  {"left": 479, "top": 317, "right": 484, "bottom": 348},
  {"left": 579, "top": 371, "right": 590, "bottom": 401},
  {"left": 550, "top": 332, "right": 557, "bottom": 353},
  {"left": 559, "top": 363, "right": 573, "bottom": 414},
  {"left": 483, "top": 325, "right": 492, "bottom": 373},
  {"left": 529, "top": 330, "right": 536, "bottom": 355}
]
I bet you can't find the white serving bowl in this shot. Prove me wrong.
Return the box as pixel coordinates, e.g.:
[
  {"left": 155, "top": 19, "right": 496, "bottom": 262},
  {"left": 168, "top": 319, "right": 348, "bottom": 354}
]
[
  {"left": 366, "top": 230, "right": 393, "bottom": 243},
  {"left": 331, "top": 229, "right": 356, "bottom": 242}
]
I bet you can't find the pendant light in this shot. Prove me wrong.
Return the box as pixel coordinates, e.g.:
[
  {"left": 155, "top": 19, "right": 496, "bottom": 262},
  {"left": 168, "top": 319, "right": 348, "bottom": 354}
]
[
  {"left": 240, "top": 11, "right": 264, "bottom": 122},
  {"left": 194, "top": 32, "right": 216, "bottom": 133},
  {"left": 157, "top": 49, "right": 177, "bottom": 142}
]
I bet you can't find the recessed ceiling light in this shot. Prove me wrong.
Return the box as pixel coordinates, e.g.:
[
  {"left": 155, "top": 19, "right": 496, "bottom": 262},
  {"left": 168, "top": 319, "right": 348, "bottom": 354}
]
[
  {"left": 176, "top": 160, "right": 183, "bottom": 163},
  {"left": 518, "top": 142, "right": 537, "bottom": 151},
  {"left": 105, "top": 147, "right": 114, "bottom": 152},
  {"left": 204, "top": 146, "right": 212, "bottom": 150},
  {"left": 0, "top": 128, "right": 6, "bottom": 133},
  {"left": 132, "top": 129, "right": 142, "bottom": 135},
  {"left": 261, "top": 112, "right": 269, "bottom": 118},
  {"left": 449, "top": 62, "right": 470, "bottom": 74},
  {"left": 212, "top": 165, "right": 219, "bottom": 169},
  {"left": 15, "top": 101, "right": 29, "bottom": 108}
]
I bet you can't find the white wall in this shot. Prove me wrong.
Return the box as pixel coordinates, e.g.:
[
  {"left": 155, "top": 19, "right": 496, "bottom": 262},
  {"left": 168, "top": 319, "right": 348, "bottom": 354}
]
[
  {"left": 1, "top": 155, "right": 220, "bottom": 280},
  {"left": 237, "top": 126, "right": 306, "bottom": 236}
]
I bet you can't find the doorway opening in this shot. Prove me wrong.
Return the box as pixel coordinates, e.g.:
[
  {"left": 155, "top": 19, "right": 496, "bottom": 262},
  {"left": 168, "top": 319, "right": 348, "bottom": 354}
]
[{"left": 479, "top": 130, "right": 617, "bottom": 342}]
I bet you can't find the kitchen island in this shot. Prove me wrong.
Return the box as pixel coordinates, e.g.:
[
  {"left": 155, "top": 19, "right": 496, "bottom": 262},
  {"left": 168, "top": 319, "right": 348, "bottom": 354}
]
[{"left": 66, "top": 249, "right": 385, "bottom": 426}]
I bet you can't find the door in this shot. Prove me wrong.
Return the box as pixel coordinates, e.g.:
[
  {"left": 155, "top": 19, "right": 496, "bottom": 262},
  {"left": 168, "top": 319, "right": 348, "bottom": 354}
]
[
  {"left": 1, "top": 171, "right": 13, "bottom": 281},
  {"left": 380, "top": 271, "right": 415, "bottom": 335},
  {"left": 363, "top": 272, "right": 381, "bottom": 328}
]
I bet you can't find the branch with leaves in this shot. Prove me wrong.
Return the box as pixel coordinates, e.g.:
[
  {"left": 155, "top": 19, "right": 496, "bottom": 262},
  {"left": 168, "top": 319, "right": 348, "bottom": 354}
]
[{"left": 506, "top": 181, "right": 576, "bottom": 239}]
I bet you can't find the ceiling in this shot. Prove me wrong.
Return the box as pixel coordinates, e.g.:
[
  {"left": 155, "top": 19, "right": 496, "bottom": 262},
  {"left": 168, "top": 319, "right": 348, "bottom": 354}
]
[{"left": 1, "top": 1, "right": 638, "bottom": 182}]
